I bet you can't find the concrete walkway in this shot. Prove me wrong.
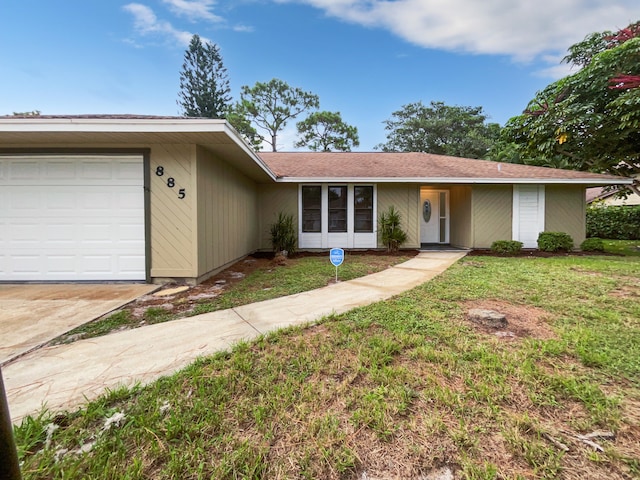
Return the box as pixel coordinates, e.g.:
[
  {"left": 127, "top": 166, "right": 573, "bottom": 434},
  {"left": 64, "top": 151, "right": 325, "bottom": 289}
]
[
  {"left": 3, "top": 251, "right": 466, "bottom": 423},
  {"left": 0, "top": 284, "right": 158, "bottom": 365}
]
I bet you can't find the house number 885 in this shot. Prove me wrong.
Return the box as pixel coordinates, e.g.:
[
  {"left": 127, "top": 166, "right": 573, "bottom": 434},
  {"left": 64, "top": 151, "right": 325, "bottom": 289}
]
[{"left": 155, "top": 165, "right": 186, "bottom": 199}]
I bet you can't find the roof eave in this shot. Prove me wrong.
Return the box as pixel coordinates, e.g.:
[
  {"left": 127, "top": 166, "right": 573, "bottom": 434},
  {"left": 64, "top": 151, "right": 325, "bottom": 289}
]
[
  {"left": 0, "top": 117, "right": 229, "bottom": 133},
  {"left": 274, "top": 177, "right": 633, "bottom": 185}
]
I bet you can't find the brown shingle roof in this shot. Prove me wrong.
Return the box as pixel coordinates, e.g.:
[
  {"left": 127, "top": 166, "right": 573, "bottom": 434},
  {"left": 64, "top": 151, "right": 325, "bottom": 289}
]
[{"left": 259, "top": 152, "right": 626, "bottom": 183}]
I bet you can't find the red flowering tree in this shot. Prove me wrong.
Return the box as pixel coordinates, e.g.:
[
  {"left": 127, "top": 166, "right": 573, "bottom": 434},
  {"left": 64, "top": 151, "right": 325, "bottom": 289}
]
[{"left": 502, "top": 22, "right": 640, "bottom": 195}]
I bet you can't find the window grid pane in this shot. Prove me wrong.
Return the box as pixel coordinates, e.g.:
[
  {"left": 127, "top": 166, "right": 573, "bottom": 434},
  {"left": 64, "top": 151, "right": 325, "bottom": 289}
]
[
  {"left": 302, "top": 186, "right": 321, "bottom": 232},
  {"left": 354, "top": 186, "right": 373, "bottom": 233},
  {"left": 328, "top": 186, "right": 347, "bottom": 232}
]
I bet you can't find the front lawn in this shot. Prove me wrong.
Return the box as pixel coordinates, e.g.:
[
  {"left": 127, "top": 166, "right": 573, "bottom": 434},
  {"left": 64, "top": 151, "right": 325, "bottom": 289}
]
[
  {"left": 603, "top": 239, "right": 640, "bottom": 256},
  {"left": 16, "top": 255, "right": 640, "bottom": 479},
  {"left": 54, "top": 252, "right": 415, "bottom": 343}
]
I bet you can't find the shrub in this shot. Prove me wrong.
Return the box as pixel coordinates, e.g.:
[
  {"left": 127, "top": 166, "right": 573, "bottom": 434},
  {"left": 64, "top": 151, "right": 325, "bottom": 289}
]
[
  {"left": 586, "top": 204, "right": 640, "bottom": 240},
  {"left": 490, "top": 240, "right": 523, "bottom": 255},
  {"left": 580, "top": 237, "right": 604, "bottom": 252},
  {"left": 537, "top": 232, "right": 574, "bottom": 252},
  {"left": 378, "top": 206, "right": 408, "bottom": 252},
  {"left": 270, "top": 212, "right": 296, "bottom": 255}
]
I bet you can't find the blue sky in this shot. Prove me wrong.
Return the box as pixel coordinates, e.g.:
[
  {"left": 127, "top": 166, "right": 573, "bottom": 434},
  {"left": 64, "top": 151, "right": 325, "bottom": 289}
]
[{"left": 1, "top": 1, "right": 639, "bottom": 150}]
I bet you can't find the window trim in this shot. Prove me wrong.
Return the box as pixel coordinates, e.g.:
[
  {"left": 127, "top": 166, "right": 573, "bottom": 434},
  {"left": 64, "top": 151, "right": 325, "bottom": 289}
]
[
  {"left": 354, "top": 185, "right": 374, "bottom": 233},
  {"left": 328, "top": 185, "right": 348, "bottom": 233},
  {"left": 301, "top": 185, "right": 322, "bottom": 233}
]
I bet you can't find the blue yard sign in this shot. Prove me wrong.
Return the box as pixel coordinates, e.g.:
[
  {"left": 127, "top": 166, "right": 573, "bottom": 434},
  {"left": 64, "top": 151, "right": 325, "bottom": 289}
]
[{"left": 330, "top": 248, "right": 344, "bottom": 282}]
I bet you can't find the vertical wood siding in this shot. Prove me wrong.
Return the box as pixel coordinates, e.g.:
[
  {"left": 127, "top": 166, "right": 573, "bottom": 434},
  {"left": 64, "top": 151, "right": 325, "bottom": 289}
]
[
  {"left": 149, "top": 144, "right": 197, "bottom": 278},
  {"left": 257, "top": 183, "right": 298, "bottom": 250},
  {"left": 472, "top": 185, "right": 512, "bottom": 248},
  {"left": 196, "top": 146, "right": 259, "bottom": 278},
  {"left": 449, "top": 185, "right": 472, "bottom": 247},
  {"left": 377, "top": 184, "right": 420, "bottom": 248},
  {"left": 545, "top": 185, "right": 586, "bottom": 246}
]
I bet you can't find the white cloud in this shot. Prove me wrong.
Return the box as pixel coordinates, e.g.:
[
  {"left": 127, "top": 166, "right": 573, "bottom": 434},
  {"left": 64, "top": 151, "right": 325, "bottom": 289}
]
[
  {"left": 123, "top": 3, "right": 206, "bottom": 47},
  {"left": 277, "top": 1, "right": 640, "bottom": 65},
  {"left": 161, "top": 0, "right": 223, "bottom": 23}
]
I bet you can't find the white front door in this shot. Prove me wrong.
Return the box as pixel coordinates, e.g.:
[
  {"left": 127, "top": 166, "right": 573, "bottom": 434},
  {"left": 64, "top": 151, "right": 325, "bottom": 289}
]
[
  {"left": 420, "top": 189, "right": 449, "bottom": 244},
  {"left": 513, "top": 185, "right": 545, "bottom": 248}
]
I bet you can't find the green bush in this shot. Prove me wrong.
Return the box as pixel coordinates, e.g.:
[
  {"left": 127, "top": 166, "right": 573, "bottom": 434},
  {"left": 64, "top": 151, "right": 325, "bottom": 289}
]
[
  {"left": 537, "top": 232, "right": 574, "bottom": 252},
  {"left": 586, "top": 205, "right": 640, "bottom": 240},
  {"left": 270, "top": 212, "right": 297, "bottom": 255},
  {"left": 490, "top": 240, "right": 523, "bottom": 255},
  {"left": 378, "top": 206, "right": 408, "bottom": 252},
  {"left": 580, "top": 237, "right": 605, "bottom": 252}
]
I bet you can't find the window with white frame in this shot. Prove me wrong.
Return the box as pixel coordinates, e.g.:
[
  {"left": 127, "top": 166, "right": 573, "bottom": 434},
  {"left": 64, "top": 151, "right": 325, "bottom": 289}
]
[
  {"left": 299, "top": 184, "right": 377, "bottom": 249},
  {"left": 354, "top": 186, "right": 373, "bottom": 232},
  {"left": 301, "top": 185, "right": 321, "bottom": 232},
  {"left": 328, "top": 185, "right": 347, "bottom": 232}
]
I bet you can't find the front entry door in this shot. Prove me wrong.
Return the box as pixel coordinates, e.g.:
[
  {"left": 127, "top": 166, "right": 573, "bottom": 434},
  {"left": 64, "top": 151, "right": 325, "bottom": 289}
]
[{"left": 420, "top": 190, "right": 449, "bottom": 244}]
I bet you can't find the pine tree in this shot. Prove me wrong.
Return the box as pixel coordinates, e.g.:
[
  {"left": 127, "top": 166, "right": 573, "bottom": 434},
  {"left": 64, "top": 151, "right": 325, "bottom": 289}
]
[{"left": 177, "top": 35, "right": 231, "bottom": 118}]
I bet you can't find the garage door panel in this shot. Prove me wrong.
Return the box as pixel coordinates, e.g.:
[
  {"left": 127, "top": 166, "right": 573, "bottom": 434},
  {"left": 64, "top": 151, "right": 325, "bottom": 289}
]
[{"left": 0, "top": 155, "right": 146, "bottom": 281}]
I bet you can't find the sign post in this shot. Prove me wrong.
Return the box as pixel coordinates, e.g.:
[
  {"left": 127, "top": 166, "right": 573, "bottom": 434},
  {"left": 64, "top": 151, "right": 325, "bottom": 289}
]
[
  {"left": 329, "top": 248, "right": 345, "bottom": 282},
  {"left": 0, "top": 366, "right": 22, "bottom": 480}
]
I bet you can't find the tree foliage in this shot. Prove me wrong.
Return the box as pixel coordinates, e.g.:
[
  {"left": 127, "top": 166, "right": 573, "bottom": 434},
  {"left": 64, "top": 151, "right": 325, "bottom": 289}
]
[
  {"left": 226, "top": 102, "right": 263, "bottom": 151},
  {"left": 376, "top": 101, "right": 500, "bottom": 159},
  {"left": 295, "top": 111, "right": 359, "bottom": 151},
  {"left": 238, "top": 78, "right": 320, "bottom": 151},
  {"left": 501, "top": 22, "right": 640, "bottom": 194},
  {"left": 177, "top": 35, "right": 231, "bottom": 119}
]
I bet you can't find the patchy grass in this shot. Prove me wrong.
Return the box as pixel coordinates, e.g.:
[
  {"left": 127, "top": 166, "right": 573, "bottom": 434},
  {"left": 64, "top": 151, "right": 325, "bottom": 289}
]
[
  {"left": 16, "top": 256, "right": 640, "bottom": 479},
  {"left": 54, "top": 253, "right": 414, "bottom": 343},
  {"left": 603, "top": 239, "right": 640, "bottom": 256}
]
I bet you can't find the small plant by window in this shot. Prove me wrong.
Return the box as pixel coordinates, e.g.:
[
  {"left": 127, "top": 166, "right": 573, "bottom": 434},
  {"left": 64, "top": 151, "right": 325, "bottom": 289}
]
[
  {"left": 270, "top": 212, "right": 296, "bottom": 256},
  {"left": 580, "top": 237, "right": 604, "bottom": 252},
  {"left": 378, "top": 206, "right": 408, "bottom": 252},
  {"left": 537, "top": 232, "right": 574, "bottom": 252},
  {"left": 490, "top": 240, "right": 523, "bottom": 255}
]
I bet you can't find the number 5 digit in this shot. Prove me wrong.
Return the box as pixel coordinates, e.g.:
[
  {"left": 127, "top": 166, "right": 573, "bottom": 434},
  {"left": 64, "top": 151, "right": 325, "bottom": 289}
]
[{"left": 178, "top": 188, "right": 186, "bottom": 199}]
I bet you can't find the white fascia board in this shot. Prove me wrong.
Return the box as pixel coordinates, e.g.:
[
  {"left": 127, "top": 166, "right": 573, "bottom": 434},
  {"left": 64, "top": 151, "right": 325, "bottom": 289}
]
[
  {"left": 0, "top": 118, "right": 277, "bottom": 181},
  {"left": 0, "top": 118, "right": 228, "bottom": 133},
  {"left": 222, "top": 123, "right": 277, "bottom": 181},
  {"left": 275, "top": 177, "right": 634, "bottom": 185}
]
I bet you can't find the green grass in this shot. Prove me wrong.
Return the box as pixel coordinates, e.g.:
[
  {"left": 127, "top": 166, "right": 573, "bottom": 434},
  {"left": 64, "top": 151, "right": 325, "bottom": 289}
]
[
  {"left": 603, "top": 239, "right": 640, "bottom": 256},
  {"left": 55, "top": 253, "right": 413, "bottom": 343},
  {"left": 15, "top": 255, "right": 640, "bottom": 479}
]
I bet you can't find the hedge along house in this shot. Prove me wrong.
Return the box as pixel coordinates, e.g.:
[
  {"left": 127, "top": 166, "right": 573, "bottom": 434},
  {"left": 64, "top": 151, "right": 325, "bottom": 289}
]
[{"left": 0, "top": 116, "right": 631, "bottom": 284}]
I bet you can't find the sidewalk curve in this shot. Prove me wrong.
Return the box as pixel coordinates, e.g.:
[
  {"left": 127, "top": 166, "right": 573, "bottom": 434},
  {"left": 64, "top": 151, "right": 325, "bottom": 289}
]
[{"left": 4, "top": 251, "right": 466, "bottom": 423}]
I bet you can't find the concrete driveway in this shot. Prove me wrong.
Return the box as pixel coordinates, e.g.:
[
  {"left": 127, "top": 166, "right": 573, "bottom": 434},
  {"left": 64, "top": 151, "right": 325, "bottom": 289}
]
[{"left": 0, "top": 284, "right": 158, "bottom": 365}]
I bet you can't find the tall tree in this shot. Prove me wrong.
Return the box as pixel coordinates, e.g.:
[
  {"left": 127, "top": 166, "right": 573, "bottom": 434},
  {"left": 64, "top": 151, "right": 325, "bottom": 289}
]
[
  {"left": 177, "top": 34, "right": 231, "bottom": 118},
  {"left": 376, "top": 101, "right": 500, "bottom": 158},
  {"left": 501, "top": 21, "right": 640, "bottom": 194},
  {"left": 226, "top": 102, "right": 263, "bottom": 151},
  {"left": 295, "top": 111, "right": 359, "bottom": 151},
  {"left": 239, "top": 78, "right": 320, "bottom": 151}
]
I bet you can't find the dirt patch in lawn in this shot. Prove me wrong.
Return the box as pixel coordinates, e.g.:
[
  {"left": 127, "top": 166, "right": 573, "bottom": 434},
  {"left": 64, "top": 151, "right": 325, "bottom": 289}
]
[{"left": 463, "top": 299, "right": 556, "bottom": 341}]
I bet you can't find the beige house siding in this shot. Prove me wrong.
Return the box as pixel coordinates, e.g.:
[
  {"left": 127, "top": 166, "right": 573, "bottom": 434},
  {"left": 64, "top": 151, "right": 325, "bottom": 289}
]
[
  {"left": 449, "top": 185, "right": 473, "bottom": 247},
  {"left": 472, "top": 185, "right": 513, "bottom": 248},
  {"left": 149, "top": 144, "right": 198, "bottom": 279},
  {"left": 377, "top": 184, "right": 420, "bottom": 248},
  {"left": 545, "top": 185, "right": 586, "bottom": 246},
  {"left": 195, "top": 146, "right": 259, "bottom": 280},
  {"left": 257, "top": 183, "right": 298, "bottom": 250}
]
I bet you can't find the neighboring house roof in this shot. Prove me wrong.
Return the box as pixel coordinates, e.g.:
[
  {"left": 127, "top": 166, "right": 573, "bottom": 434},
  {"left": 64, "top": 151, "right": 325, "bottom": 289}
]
[
  {"left": 586, "top": 186, "right": 640, "bottom": 205},
  {"left": 260, "top": 152, "right": 631, "bottom": 185}
]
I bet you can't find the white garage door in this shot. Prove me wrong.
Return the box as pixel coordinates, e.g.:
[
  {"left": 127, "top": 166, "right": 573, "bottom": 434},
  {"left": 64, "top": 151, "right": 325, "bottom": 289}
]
[{"left": 0, "top": 155, "right": 146, "bottom": 281}]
